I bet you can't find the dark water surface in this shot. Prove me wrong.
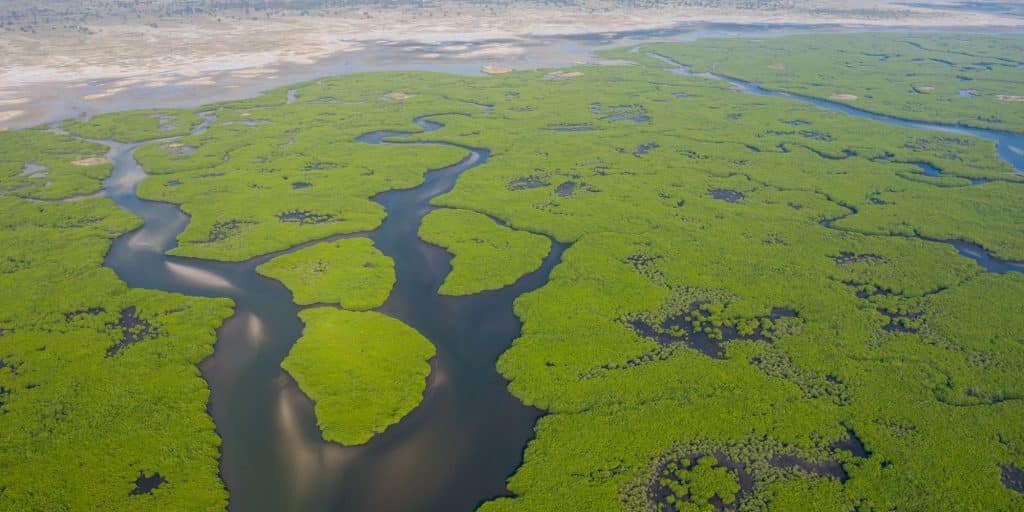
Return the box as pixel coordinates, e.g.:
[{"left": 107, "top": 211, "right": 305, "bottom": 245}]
[{"left": 87, "top": 39, "right": 1024, "bottom": 512}]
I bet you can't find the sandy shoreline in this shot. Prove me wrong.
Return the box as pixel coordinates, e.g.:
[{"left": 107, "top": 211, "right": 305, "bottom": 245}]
[{"left": 1, "top": 1, "right": 1022, "bottom": 129}]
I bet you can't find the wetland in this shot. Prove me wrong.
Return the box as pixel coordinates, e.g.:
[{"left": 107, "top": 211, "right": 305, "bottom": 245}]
[{"left": 1, "top": 27, "right": 1023, "bottom": 512}]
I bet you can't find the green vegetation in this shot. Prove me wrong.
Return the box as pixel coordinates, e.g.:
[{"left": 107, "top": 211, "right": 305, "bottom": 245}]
[
  {"left": 419, "top": 208, "right": 551, "bottom": 295},
  {"left": 256, "top": 237, "right": 394, "bottom": 309},
  {"left": 0, "top": 127, "right": 111, "bottom": 199},
  {"left": 1, "top": 31, "right": 1023, "bottom": 511},
  {"left": 286, "top": 308, "right": 435, "bottom": 446},
  {"left": 416, "top": 39, "right": 1019, "bottom": 512},
  {"left": 638, "top": 33, "right": 1024, "bottom": 133},
  {"left": 61, "top": 109, "right": 202, "bottom": 142},
  {"left": 131, "top": 90, "right": 470, "bottom": 261},
  {"left": 0, "top": 129, "right": 234, "bottom": 510},
  {"left": 656, "top": 455, "right": 741, "bottom": 511}
]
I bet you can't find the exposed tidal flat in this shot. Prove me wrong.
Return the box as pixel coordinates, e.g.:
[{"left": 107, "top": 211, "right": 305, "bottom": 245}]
[{"left": 1, "top": 30, "right": 1024, "bottom": 512}]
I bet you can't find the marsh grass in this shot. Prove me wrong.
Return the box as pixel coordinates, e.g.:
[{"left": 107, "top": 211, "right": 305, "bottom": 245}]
[
  {"left": 256, "top": 237, "right": 394, "bottom": 309},
  {"left": 285, "top": 308, "right": 434, "bottom": 446},
  {"left": 636, "top": 34, "right": 1024, "bottom": 133},
  {"left": 1, "top": 32, "right": 1022, "bottom": 511},
  {"left": 419, "top": 208, "right": 550, "bottom": 295}
]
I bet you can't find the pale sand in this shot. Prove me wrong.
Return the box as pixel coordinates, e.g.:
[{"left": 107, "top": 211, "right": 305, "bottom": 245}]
[
  {"left": 544, "top": 71, "right": 584, "bottom": 80},
  {"left": 83, "top": 87, "right": 126, "bottom": 101},
  {"left": 1, "top": 0, "right": 1020, "bottom": 97},
  {"left": 829, "top": 93, "right": 859, "bottom": 101},
  {"left": 71, "top": 157, "right": 110, "bottom": 166},
  {"left": 457, "top": 44, "right": 527, "bottom": 59},
  {"left": 383, "top": 92, "right": 413, "bottom": 101},
  {"left": 997, "top": 95, "right": 1024, "bottom": 102},
  {"left": 0, "top": 1, "right": 1022, "bottom": 130},
  {"left": 177, "top": 76, "right": 218, "bottom": 86},
  {"left": 481, "top": 65, "right": 513, "bottom": 75}
]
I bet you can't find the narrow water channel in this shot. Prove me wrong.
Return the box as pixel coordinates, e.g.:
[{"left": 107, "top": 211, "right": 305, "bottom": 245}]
[
  {"left": 649, "top": 51, "right": 1024, "bottom": 271},
  {"left": 647, "top": 52, "right": 1024, "bottom": 173},
  {"left": 93, "top": 56, "right": 1023, "bottom": 512}
]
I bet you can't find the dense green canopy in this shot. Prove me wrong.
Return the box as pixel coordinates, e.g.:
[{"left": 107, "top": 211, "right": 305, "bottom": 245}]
[
  {"left": 286, "top": 308, "right": 435, "bottom": 446},
  {"left": 420, "top": 208, "right": 551, "bottom": 295},
  {"left": 0, "top": 32, "right": 1022, "bottom": 511},
  {"left": 257, "top": 237, "right": 395, "bottom": 309}
]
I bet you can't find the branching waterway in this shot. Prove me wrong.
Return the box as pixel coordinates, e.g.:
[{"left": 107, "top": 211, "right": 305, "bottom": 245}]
[
  {"left": 650, "top": 51, "right": 1024, "bottom": 272},
  {"left": 83, "top": 53, "right": 1023, "bottom": 512},
  {"left": 100, "top": 115, "right": 567, "bottom": 511},
  {"left": 647, "top": 51, "right": 1024, "bottom": 173}
]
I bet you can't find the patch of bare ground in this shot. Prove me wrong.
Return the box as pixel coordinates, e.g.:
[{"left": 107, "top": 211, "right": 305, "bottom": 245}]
[
  {"left": 382, "top": 92, "right": 413, "bottom": 101},
  {"left": 543, "top": 71, "right": 584, "bottom": 80},
  {"left": 0, "top": 111, "right": 23, "bottom": 123},
  {"left": 71, "top": 157, "right": 109, "bottom": 166},
  {"left": 482, "top": 65, "right": 512, "bottom": 75}
]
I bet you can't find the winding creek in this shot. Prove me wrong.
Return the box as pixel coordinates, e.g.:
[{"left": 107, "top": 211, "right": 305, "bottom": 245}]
[
  {"left": 101, "top": 115, "right": 566, "bottom": 511},
  {"left": 79, "top": 51, "right": 1023, "bottom": 512},
  {"left": 648, "top": 51, "right": 1024, "bottom": 174},
  {"left": 650, "top": 51, "right": 1024, "bottom": 272}
]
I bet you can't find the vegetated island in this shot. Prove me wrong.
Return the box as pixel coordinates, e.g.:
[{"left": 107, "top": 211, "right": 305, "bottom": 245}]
[
  {"left": 256, "top": 237, "right": 395, "bottom": 309},
  {"left": 286, "top": 308, "right": 435, "bottom": 446},
  {"left": 419, "top": 207, "right": 551, "bottom": 295},
  {"left": 257, "top": 237, "right": 431, "bottom": 447}
]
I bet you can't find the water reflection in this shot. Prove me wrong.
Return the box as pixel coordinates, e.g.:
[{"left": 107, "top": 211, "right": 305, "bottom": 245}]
[
  {"left": 273, "top": 376, "right": 352, "bottom": 509},
  {"left": 246, "top": 311, "right": 266, "bottom": 344},
  {"left": 164, "top": 261, "right": 236, "bottom": 290}
]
